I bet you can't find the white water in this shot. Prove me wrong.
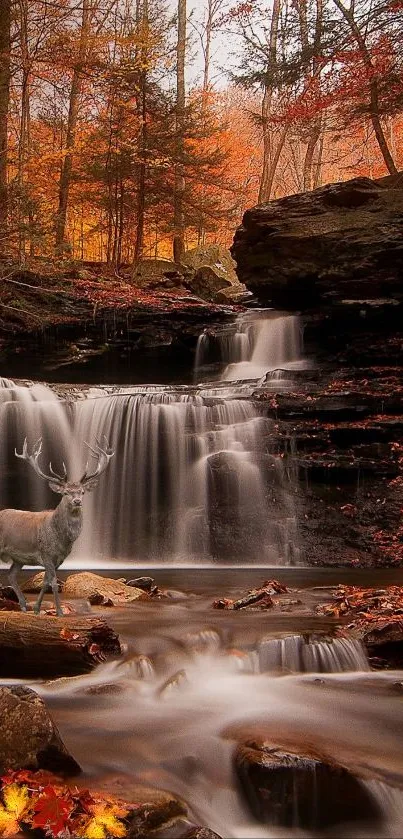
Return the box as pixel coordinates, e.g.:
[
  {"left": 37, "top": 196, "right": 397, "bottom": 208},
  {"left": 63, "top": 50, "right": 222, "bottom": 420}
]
[
  {"left": 27, "top": 621, "right": 403, "bottom": 839},
  {"left": 0, "top": 380, "right": 299, "bottom": 566},
  {"left": 194, "top": 311, "right": 306, "bottom": 383},
  {"left": 258, "top": 634, "right": 370, "bottom": 674}
]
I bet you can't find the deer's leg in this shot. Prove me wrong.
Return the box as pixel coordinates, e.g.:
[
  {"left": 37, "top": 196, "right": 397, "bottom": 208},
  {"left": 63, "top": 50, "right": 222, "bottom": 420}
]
[
  {"left": 44, "top": 563, "right": 63, "bottom": 617},
  {"left": 8, "top": 561, "right": 28, "bottom": 612},
  {"left": 32, "top": 570, "right": 50, "bottom": 615}
]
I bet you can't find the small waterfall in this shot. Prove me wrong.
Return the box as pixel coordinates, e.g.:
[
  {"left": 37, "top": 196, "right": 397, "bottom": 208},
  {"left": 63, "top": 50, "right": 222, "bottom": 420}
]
[
  {"left": 194, "top": 311, "right": 305, "bottom": 383},
  {"left": 258, "top": 635, "right": 369, "bottom": 674},
  {"left": 0, "top": 378, "right": 73, "bottom": 514}
]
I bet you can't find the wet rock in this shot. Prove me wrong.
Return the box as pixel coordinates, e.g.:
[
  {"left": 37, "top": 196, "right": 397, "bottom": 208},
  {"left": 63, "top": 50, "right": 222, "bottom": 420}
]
[
  {"left": 84, "top": 683, "right": 125, "bottom": 696},
  {"left": 0, "top": 686, "right": 81, "bottom": 776},
  {"left": 232, "top": 176, "right": 403, "bottom": 309},
  {"left": 63, "top": 572, "right": 146, "bottom": 605},
  {"left": 158, "top": 670, "right": 188, "bottom": 698},
  {"left": 164, "top": 589, "right": 188, "bottom": 601},
  {"left": 92, "top": 778, "right": 188, "bottom": 837},
  {"left": 183, "top": 829, "right": 223, "bottom": 839},
  {"left": 235, "top": 741, "right": 381, "bottom": 829},
  {"left": 22, "top": 572, "right": 62, "bottom": 593},
  {"left": 362, "top": 621, "right": 403, "bottom": 668},
  {"left": 127, "top": 576, "right": 155, "bottom": 591}
]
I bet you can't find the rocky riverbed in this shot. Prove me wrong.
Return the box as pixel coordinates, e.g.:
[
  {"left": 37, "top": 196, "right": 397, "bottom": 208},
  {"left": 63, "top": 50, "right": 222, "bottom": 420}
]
[{"left": 1, "top": 570, "right": 403, "bottom": 837}]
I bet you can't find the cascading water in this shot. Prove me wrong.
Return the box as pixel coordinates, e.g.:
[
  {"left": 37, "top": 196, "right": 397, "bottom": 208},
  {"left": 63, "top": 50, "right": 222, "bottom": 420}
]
[
  {"left": 0, "top": 379, "right": 299, "bottom": 566},
  {"left": 194, "top": 310, "right": 306, "bottom": 383},
  {"left": 258, "top": 634, "right": 370, "bottom": 674}
]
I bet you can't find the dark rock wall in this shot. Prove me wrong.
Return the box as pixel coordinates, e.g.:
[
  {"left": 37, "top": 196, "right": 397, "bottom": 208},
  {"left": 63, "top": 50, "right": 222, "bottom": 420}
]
[
  {"left": 231, "top": 176, "right": 403, "bottom": 309},
  {"left": 232, "top": 176, "right": 403, "bottom": 568}
]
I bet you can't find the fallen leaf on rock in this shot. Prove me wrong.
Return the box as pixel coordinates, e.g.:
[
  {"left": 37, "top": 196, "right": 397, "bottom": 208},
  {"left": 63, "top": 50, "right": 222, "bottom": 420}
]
[
  {"left": 80, "top": 799, "right": 130, "bottom": 838},
  {"left": 32, "top": 785, "right": 73, "bottom": 836},
  {"left": 0, "top": 783, "right": 30, "bottom": 837}
]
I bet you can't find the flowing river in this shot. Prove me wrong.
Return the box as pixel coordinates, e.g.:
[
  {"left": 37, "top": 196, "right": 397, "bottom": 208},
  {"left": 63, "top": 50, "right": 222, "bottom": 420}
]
[{"left": 1, "top": 310, "right": 403, "bottom": 837}]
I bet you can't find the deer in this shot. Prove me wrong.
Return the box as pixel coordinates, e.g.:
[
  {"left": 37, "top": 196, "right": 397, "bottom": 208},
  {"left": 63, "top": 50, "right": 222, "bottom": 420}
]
[{"left": 0, "top": 437, "right": 114, "bottom": 616}]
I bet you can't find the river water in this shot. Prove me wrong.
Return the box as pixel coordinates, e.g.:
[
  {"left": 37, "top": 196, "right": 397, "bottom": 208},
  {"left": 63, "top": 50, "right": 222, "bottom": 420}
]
[{"left": 1, "top": 311, "right": 403, "bottom": 836}]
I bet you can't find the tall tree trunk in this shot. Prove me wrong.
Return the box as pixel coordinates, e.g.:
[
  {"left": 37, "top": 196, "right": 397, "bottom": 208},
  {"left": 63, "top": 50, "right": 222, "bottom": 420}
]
[
  {"left": 332, "top": 0, "right": 397, "bottom": 176},
  {"left": 55, "top": 0, "right": 92, "bottom": 256},
  {"left": 258, "top": 0, "right": 281, "bottom": 203},
  {"left": 303, "top": 121, "right": 322, "bottom": 190},
  {"left": 134, "top": 0, "right": 149, "bottom": 266},
  {"left": 197, "top": 0, "right": 215, "bottom": 248},
  {"left": 0, "top": 0, "right": 11, "bottom": 250},
  {"left": 302, "top": 0, "right": 324, "bottom": 191},
  {"left": 18, "top": 0, "right": 31, "bottom": 263},
  {"left": 173, "top": 0, "right": 186, "bottom": 264}
]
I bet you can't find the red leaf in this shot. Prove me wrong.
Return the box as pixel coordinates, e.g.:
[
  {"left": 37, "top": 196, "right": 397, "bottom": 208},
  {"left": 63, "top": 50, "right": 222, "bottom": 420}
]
[{"left": 32, "top": 785, "right": 74, "bottom": 836}]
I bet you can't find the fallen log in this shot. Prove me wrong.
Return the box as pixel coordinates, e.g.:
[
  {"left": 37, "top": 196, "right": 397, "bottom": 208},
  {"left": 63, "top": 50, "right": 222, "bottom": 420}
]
[{"left": 0, "top": 612, "right": 122, "bottom": 678}]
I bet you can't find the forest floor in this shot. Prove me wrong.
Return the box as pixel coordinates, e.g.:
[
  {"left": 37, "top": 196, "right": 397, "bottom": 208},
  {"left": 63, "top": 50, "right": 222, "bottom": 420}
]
[{"left": 0, "top": 260, "right": 238, "bottom": 337}]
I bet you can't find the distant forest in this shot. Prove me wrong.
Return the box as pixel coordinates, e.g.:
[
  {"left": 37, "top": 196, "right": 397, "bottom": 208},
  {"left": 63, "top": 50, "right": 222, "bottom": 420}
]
[{"left": 0, "top": 0, "right": 401, "bottom": 265}]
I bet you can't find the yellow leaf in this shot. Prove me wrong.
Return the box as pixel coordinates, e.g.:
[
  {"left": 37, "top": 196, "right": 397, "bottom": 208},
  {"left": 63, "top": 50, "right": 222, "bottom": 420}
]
[
  {"left": 3, "top": 785, "right": 29, "bottom": 818},
  {"left": 83, "top": 822, "right": 106, "bottom": 839},
  {"left": 82, "top": 803, "right": 128, "bottom": 838},
  {"left": 0, "top": 784, "right": 30, "bottom": 836}
]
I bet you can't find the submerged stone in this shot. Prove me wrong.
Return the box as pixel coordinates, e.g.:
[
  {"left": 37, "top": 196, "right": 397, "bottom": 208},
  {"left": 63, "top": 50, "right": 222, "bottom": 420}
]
[{"left": 235, "top": 741, "right": 381, "bottom": 829}]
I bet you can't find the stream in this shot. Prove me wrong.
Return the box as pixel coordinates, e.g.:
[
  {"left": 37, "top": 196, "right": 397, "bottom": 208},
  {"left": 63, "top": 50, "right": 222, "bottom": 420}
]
[{"left": 1, "top": 310, "right": 403, "bottom": 837}]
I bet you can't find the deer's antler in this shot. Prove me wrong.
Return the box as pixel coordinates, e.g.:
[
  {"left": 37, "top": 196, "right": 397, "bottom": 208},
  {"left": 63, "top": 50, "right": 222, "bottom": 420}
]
[
  {"left": 80, "top": 436, "right": 114, "bottom": 486},
  {"left": 15, "top": 438, "right": 68, "bottom": 484}
]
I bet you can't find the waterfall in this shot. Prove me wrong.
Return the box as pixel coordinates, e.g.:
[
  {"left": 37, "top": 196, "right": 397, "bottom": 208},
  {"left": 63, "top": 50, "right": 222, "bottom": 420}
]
[
  {"left": 258, "top": 635, "right": 370, "bottom": 674},
  {"left": 194, "top": 311, "right": 305, "bottom": 383},
  {"left": 0, "top": 378, "right": 73, "bottom": 513},
  {"left": 71, "top": 391, "right": 298, "bottom": 565},
  {"left": 0, "top": 380, "right": 299, "bottom": 567}
]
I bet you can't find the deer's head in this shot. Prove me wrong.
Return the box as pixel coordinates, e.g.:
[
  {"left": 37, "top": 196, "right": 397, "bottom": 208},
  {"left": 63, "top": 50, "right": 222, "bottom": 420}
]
[{"left": 15, "top": 437, "right": 114, "bottom": 514}]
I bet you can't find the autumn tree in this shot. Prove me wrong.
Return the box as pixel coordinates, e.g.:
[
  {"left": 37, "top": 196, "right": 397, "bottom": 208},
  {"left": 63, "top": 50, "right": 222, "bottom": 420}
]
[
  {"left": 55, "top": 0, "right": 94, "bottom": 255},
  {"left": 0, "top": 0, "right": 11, "bottom": 249},
  {"left": 173, "top": 0, "right": 187, "bottom": 263},
  {"left": 330, "top": 0, "right": 400, "bottom": 175}
]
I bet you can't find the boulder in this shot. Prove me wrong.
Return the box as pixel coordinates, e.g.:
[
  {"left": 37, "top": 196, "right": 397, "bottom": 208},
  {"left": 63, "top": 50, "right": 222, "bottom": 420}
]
[
  {"left": 0, "top": 686, "right": 80, "bottom": 776},
  {"left": 183, "top": 245, "right": 249, "bottom": 303},
  {"left": 235, "top": 741, "right": 381, "bottom": 829},
  {"left": 126, "top": 576, "right": 155, "bottom": 591},
  {"left": 361, "top": 621, "right": 403, "bottom": 668},
  {"left": 89, "top": 777, "right": 188, "bottom": 837},
  {"left": 132, "top": 259, "right": 190, "bottom": 291},
  {"left": 231, "top": 176, "right": 403, "bottom": 309},
  {"left": 63, "top": 572, "right": 146, "bottom": 606},
  {"left": 22, "top": 572, "right": 62, "bottom": 593}
]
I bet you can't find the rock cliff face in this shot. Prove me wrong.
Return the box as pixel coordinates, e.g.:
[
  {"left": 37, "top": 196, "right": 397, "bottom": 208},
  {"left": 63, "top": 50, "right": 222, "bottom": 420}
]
[{"left": 231, "top": 176, "right": 403, "bottom": 308}]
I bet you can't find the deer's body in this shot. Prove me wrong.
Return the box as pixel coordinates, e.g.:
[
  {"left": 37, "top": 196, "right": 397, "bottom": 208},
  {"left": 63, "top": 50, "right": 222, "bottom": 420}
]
[
  {"left": 1, "top": 438, "right": 113, "bottom": 615},
  {"left": 0, "top": 502, "right": 83, "bottom": 568}
]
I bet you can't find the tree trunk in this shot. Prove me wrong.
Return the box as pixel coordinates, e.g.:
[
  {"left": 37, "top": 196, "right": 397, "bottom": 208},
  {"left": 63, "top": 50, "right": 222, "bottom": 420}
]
[
  {"left": 332, "top": 0, "right": 397, "bottom": 176},
  {"left": 0, "top": 0, "right": 11, "bottom": 249},
  {"left": 303, "top": 121, "right": 322, "bottom": 191},
  {"left": 302, "top": 0, "right": 324, "bottom": 192},
  {"left": 0, "top": 611, "right": 122, "bottom": 678},
  {"left": 258, "top": 0, "right": 281, "bottom": 203},
  {"left": 18, "top": 0, "right": 31, "bottom": 263},
  {"left": 133, "top": 0, "right": 149, "bottom": 266},
  {"left": 173, "top": 0, "right": 186, "bottom": 264},
  {"left": 55, "top": 0, "right": 92, "bottom": 256},
  {"left": 197, "top": 0, "right": 215, "bottom": 246}
]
